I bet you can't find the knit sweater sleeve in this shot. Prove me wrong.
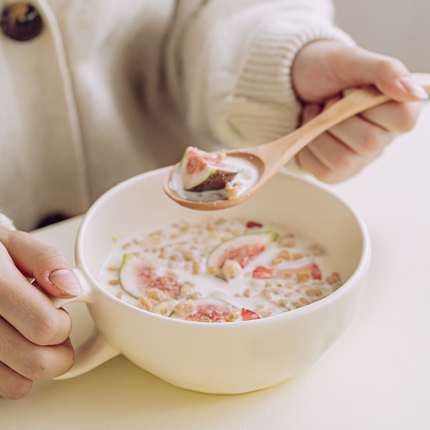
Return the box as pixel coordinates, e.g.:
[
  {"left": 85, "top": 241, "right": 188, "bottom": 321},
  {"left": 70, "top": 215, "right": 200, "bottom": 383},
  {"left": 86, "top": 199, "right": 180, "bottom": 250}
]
[{"left": 166, "top": 0, "right": 355, "bottom": 148}]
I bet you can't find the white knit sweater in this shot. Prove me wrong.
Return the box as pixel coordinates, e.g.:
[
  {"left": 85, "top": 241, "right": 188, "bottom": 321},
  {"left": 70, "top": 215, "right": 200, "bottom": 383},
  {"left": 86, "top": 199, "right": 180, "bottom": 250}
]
[{"left": 0, "top": 0, "right": 353, "bottom": 231}]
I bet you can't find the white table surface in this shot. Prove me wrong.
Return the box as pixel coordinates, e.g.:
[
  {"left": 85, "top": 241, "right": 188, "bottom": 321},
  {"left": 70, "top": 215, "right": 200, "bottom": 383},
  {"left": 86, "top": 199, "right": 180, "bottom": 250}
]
[{"left": 2, "top": 102, "right": 430, "bottom": 429}]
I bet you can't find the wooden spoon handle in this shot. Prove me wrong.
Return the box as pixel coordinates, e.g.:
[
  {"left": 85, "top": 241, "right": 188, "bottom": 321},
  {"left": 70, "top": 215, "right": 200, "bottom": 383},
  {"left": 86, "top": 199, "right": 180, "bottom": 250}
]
[{"left": 260, "top": 72, "right": 430, "bottom": 176}]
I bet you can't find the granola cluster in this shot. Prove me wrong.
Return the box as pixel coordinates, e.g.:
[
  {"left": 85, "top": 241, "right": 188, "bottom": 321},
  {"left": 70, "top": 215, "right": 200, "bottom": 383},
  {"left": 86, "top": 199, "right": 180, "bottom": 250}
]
[{"left": 102, "top": 218, "right": 342, "bottom": 322}]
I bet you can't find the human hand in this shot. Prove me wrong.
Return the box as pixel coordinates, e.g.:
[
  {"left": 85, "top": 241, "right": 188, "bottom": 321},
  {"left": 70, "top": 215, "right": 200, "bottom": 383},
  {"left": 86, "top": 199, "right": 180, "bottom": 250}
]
[
  {"left": 0, "top": 227, "right": 83, "bottom": 399},
  {"left": 291, "top": 41, "right": 427, "bottom": 183}
]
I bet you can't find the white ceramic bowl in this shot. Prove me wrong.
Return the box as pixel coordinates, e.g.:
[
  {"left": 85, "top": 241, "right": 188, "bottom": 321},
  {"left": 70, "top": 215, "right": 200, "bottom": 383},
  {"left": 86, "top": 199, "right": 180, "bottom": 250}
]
[{"left": 56, "top": 167, "right": 370, "bottom": 394}]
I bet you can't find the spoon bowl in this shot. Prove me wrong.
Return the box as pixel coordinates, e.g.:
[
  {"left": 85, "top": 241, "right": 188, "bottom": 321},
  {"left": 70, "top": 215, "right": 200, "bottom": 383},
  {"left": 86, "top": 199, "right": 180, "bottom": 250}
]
[
  {"left": 164, "top": 73, "right": 430, "bottom": 210},
  {"left": 162, "top": 151, "right": 266, "bottom": 210}
]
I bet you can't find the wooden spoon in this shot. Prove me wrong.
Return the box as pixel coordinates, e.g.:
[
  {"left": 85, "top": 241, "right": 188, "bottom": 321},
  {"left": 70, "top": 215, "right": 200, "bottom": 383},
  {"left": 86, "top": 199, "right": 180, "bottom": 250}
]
[{"left": 163, "top": 73, "right": 430, "bottom": 210}]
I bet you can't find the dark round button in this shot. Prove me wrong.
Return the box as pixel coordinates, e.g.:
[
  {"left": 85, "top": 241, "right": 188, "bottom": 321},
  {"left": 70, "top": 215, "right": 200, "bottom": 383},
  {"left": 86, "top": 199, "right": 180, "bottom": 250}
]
[{"left": 0, "top": 3, "right": 43, "bottom": 41}]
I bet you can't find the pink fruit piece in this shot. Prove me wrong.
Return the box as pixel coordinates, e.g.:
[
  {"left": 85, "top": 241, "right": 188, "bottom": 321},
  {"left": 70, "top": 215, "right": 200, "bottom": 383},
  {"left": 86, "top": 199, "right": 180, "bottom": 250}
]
[
  {"left": 148, "top": 276, "right": 183, "bottom": 298},
  {"left": 275, "top": 261, "right": 322, "bottom": 280},
  {"left": 252, "top": 260, "right": 322, "bottom": 280},
  {"left": 246, "top": 221, "right": 263, "bottom": 229},
  {"left": 220, "top": 243, "right": 265, "bottom": 269},
  {"left": 309, "top": 263, "right": 322, "bottom": 280},
  {"left": 119, "top": 254, "right": 157, "bottom": 299},
  {"left": 171, "top": 298, "right": 262, "bottom": 323},
  {"left": 240, "top": 308, "right": 261, "bottom": 321},
  {"left": 134, "top": 263, "right": 156, "bottom": 291},
  {"left": 119, "top": 254, "right": 184, "bottom": 299},
  {"left": 207, "top": 231, "right": 279, "bottom": 279},
  {"left": 252, "top": 266, "right": 274, "bottom": 279},
  {"left": 180, "top": 146, "right": 238, "bottom": 192},
  {"left": 186, "top": 303, "right": 232, "bottom": 322},
  {"left": 172, "top": 298, "right": 236, "bottom": 322}
]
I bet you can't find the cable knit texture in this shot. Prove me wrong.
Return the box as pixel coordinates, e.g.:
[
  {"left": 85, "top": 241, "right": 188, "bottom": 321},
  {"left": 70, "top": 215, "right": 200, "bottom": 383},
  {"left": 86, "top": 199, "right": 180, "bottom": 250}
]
[
  {"left": 0, "top": 0, "right": 352, "bottom": 229},
  {"left": 220, "top": 22, "right": 355, "bottom": 146},
  {"left": 177, "top": 1, "right": 356, "bottom": 148}
]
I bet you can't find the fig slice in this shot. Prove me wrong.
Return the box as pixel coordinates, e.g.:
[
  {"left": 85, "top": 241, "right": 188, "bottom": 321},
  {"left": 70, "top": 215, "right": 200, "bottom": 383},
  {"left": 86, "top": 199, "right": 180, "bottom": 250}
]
[
  {"left": 170, "top": 298, "right": 260, "bottom": 322},
  {"left": 118, "top": 254, "right": 183, "bottom": 299},
  {"left": 170, "top": 298, "right": 235, "bottom": 322},
  {"left": 118, "top": 254, "right": 156, "bottom": 299},
  {"left": 252, "top": 259, "right": 322, "bottom": 280},
  {"left": 207, "top": 231, "right": 279, "bottom": 278},
  {"left": 180, "top": 146, "right": 238, "bottom": 192}
]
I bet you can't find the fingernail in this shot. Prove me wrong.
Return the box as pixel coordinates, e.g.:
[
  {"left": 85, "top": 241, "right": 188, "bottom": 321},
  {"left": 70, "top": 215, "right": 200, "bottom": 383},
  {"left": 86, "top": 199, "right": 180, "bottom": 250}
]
[
  {"left": 49, "top": 269, "right": 83, "bottom": 296},
  {"left": 399, "top": 76, "right": 428, "bottom": 100}
]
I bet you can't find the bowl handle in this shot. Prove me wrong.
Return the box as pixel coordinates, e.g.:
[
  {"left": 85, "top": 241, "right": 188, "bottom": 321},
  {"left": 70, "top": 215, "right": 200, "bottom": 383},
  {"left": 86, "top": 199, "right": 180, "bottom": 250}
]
[{"left": 51, "top": 268, "right": 120, "bottom": 379}]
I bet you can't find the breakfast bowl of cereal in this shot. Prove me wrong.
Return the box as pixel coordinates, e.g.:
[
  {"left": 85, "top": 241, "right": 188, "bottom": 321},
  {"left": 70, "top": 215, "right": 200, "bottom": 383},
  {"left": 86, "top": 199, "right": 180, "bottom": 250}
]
[{"left": 54, "top": 167, "right": 370, "bottom": 394}]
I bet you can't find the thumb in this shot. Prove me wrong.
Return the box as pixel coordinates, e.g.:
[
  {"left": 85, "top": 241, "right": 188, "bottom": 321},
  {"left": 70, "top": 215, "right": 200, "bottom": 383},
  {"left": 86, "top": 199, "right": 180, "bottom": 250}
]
[
  {"left": 0, "top": 228, "right": 83, "bottom": 298},
  {"left": 333, "top": 45, "right": 428, "bottom": 102},
  {"left": 293, "top": 41, "right": 429, "bottom": 103}
]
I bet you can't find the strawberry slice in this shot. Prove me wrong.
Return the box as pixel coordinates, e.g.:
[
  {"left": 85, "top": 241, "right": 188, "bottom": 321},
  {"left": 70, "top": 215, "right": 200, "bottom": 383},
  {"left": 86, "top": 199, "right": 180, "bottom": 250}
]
[
  {"left": 246, "top": 221, "right": 263, "bottom": 229},
  {"left": 241, "top": 308, "right": 261, "bottom": 321},
  {"left": 309, "top": 263, "right": 322, "bottom": 280}
]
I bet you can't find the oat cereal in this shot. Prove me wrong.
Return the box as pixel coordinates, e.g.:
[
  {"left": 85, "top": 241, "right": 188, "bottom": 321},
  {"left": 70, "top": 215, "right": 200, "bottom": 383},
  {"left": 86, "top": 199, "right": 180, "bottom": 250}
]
[
  {"left": 101, "top": 218, "right": 343, "bottom": 322},
  {"left": 171, "top": 147, "right": 259, "bottom": 203}
]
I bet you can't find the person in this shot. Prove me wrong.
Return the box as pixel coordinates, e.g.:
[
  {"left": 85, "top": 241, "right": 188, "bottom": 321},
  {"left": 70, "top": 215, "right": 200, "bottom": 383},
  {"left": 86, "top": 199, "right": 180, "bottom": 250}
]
[{"left": 0, "top": 0, "right": 426, "bottom": 400}]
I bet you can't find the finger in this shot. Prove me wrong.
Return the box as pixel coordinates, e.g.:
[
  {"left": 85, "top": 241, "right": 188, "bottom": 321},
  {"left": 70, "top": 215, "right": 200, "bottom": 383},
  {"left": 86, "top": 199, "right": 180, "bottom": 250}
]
[
  {"left": 359, "top": 100, "right": 423, "bottom": 133},
  {"left": 298, "top": 98, "right": 356, "bottom": 179},
  {"left": 297, "top": 130, "right": 382, "bottom": 184},
  {"left": 320, "top": 91, "right": 397, "bottom": 156},
  {"left": 0, "top": 227, "right": 82, "bottom": 297},
  {"left": 342, "top": 87, "right": 423, "bottom": 133},
  {"left": 292, "top": 41, "right": 429, "bottom": 103},
  {"left": 0, "top": 316, "right": 74, "bottom": 380},
  {"left": 306, "top": 130, "right": 359, "bottom": 172},
  {"left": 333, "top": 45, "right": 428, "bottom": 102},
  {"left": 296, "top": 146, "right": 335, "bottom": 182},
  {"left": 0, "top": 361, "right": 33, "bottom": 400},
  {"left": 328, "top": 115, "right": 397, "bottom": 155},
  {"left": 0, "top": 242, "right": 73, "bottom": 345},
  {"left": 301, "top": 103, "right": 322, "bottom": 125}
]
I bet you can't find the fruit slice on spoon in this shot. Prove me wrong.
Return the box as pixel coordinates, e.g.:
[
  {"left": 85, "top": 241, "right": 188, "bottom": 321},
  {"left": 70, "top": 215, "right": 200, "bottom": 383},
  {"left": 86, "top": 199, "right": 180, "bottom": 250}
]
[
  {"left": 181, "top": 147, "right": 238, "bottom": 192},
  {"left": 163, "top": 73, "right": 430, "bottom": 211}
]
